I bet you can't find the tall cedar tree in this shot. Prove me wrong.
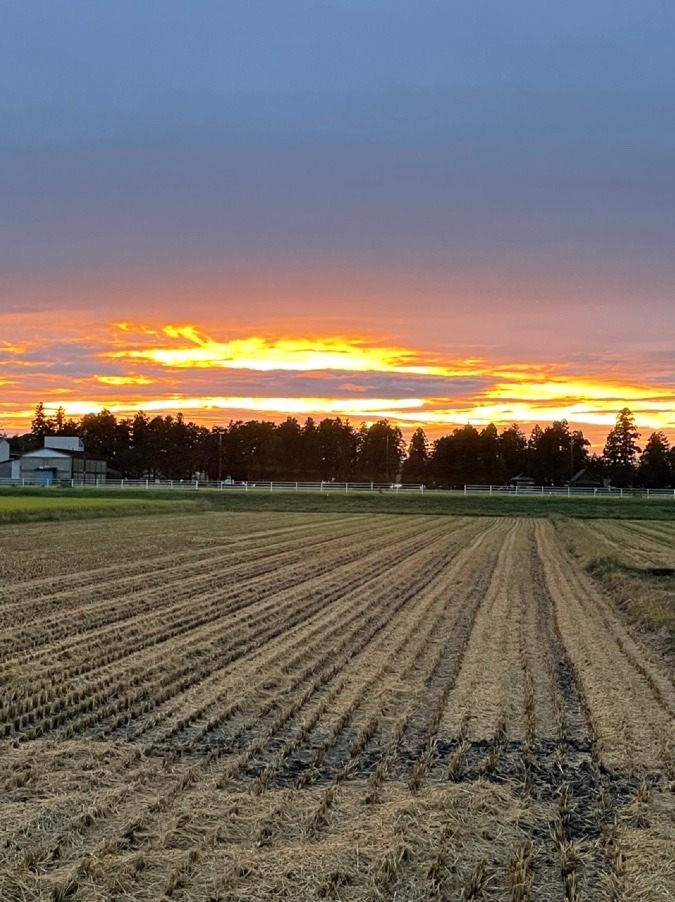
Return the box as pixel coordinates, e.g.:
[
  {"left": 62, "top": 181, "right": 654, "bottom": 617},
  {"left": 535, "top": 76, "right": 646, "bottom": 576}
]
[
  {"left": 401, "top": 427, "right": 428, "bottom": 483},
  {"left": 602, "top": 408, "right": 641, "bottom": 486},
  {"left": 638, "top": 431, "right": 671, "bottom": 488}
]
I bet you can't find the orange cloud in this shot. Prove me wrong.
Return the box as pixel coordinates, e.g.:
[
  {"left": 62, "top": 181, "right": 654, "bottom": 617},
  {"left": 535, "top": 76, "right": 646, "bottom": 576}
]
[
  {"left": 94, "top": 375, "right": 154, "bottom": 386},
  {"left": 484, "top": 378, "right": 673, "bottom": 404},
  {"left": 2, "top": 319, "right": 675, "bottom": 447},
  {"left": 107, "top": 323, "right": 476, "bottom": 377}
]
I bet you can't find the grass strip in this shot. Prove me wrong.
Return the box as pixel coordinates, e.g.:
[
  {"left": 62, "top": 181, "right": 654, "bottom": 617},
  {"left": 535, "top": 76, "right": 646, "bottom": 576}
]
[{"left": 2, "top": 487, "right": 675, "bottom": 519}]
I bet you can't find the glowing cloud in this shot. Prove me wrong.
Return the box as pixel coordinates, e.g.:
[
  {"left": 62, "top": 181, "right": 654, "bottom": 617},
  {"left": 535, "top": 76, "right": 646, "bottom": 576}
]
[
  {"left": 94, "top": 375, "right": 154, "bottom": 386},
  {"left": 484, "top": 379, "right": 674, "bottom": 404},
  {"left": 107, "top": 324, "right": 474, "bottom": 376},
  {"left": 2, "top": 319, "right": 675, "bottom": 446}
]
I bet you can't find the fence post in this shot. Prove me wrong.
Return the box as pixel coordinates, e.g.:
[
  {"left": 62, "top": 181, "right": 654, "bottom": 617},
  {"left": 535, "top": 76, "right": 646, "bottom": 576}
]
[
  {"left": 346, "top": 483, "right": 349, "bottom": 493},
  {"left": 489, "top": 485, "right": 493, "bottom": 496},
  {"left": 647, "top": 488, "right": 650, "bottom": 499},
  {"left": 295, "top": 482, "right": 298, "bottom": 492},
  {"left": 270, "top": 482, "right": 273, "bottom": 492}
]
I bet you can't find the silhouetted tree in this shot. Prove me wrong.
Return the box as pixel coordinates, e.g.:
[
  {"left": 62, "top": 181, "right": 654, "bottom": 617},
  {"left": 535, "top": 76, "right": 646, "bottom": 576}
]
[
  {"left": 357, "top": 420, "right": 404, "bottom": 483},
  {"left": 527, "top": 420, "right": 589, "bottom": 485},
  {"left": 428, "top": 425, "right": 482, "bottom": 488},
  {"left": 638, "top": 431, "right": 671, "bottom": 488},
  {"left": 272, "top": 418, "right": 305, "bottom": 479},
  {"left": 300, "top": 417, "right": 321, "bottom": 479},
  {"left": 80, "top": 409, "right": 119, "bottom": 459},
  {"left": 53, "top": 406, "right": 79, "bottom": 436},
  {"left": 31, "top": 402, "right": 52, "bottom": 439},
  {"left": 401, "top": 427, "right": 428, "bottom": 483},
  {"left": 498, "top": 424, "right": 527, "bottom": 480},
  {"left": 317, "top": 418, "right": 356, "bottom": 481},
  {"left": 238, "top": 420, "right": 277, "bottom": 480},
  {"left": 603, "top": 408, "right": 641, "bottom": 486},
  {"left": 478, "top": 423, "right": 502, "bottom": 484}
]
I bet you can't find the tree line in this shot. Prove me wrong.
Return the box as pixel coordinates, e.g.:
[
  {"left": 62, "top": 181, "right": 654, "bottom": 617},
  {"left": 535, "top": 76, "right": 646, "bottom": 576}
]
[{"left": 5, "top": 403, "right": 674, "bottom": 488}]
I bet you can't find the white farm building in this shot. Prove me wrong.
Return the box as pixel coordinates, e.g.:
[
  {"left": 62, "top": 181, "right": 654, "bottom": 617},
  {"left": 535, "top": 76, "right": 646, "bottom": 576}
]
[{"left": 0, "top": 437, "right": 107, "bottom": 485}]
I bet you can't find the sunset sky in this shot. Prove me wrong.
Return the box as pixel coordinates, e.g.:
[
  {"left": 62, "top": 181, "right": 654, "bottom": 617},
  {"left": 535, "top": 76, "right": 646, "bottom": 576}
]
[{"left": 2, "top": 1, "right": 675, "bottom": 446}]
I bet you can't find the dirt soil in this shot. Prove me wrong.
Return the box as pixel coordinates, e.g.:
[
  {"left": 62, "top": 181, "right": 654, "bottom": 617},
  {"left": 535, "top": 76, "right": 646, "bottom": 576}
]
[{"left": 0, "top": 512, "right": 673, "bottom": 900}]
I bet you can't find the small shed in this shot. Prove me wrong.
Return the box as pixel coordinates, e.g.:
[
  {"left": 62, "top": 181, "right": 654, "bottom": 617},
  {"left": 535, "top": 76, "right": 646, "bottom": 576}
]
[
  {"left": 509, "top": 473, "right": 535, "bottom": 489},
  {"left": 567, "top": 468, "right": 603, "bottom": 488}
]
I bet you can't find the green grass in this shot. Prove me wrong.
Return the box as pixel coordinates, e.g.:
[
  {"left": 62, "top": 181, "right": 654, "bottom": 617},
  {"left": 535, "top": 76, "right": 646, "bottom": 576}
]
[
  {"left": 2, "top": 485, "right": 675, "bottom": 520},
  {"left": 197, "top": 490, "right": 675, "bottom": 519},
  {"left": 0, "top": 491, "right": 199, "bottom": 524}
]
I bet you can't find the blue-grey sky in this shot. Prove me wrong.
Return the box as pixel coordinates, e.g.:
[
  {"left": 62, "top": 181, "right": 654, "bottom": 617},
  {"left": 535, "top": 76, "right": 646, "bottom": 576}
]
[{"left": 2, "top": 1, "right": 675, "bottom": 439}]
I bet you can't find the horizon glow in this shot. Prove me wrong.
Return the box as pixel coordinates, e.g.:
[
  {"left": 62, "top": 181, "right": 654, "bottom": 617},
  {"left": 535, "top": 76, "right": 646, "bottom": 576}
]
[{"left": 1, "top": 320, "right": 674, "bottom": 449}]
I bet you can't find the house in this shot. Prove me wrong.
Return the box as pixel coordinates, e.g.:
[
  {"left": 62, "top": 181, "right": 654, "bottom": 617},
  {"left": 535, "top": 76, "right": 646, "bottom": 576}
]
[
  {"left": 509, "top": 473, "right": 535, "bottom": 490},
  {"left": 567, "top": 468, "right": 604, "bottom": 489},
  {"left": 14, "top": 437, "right": 107, "bottom": 485}
]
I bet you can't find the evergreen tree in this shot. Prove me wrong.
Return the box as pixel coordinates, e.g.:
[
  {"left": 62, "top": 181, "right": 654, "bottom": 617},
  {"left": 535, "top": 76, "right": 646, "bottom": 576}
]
[
  {"left": 357, "top": 420, "right": 404, "bottom": 483},
  {"left": 79, "top": 409, "right": 119, "bottom": 459},
  {"left": 638, "top": 431, "right": 671, "bottom": 488},
  {"left": 272, "top": 418, "right": 304, "bottom": 479},
  {"left": 478, "top": 423, "right": 502, "bottom": 484},
  {"left": 498, "top": 424, "right": 527, "bottom": 481},
  {"left": 317, "top": 418, "right": 356, "bottom": 481},
  {"left": 602, "top": 408, "right": 641, "bottom": 486},
  {"left": 300, "top": 417, "right": 321, "bottom": 479},
  {"left": 31, "top": 402, "right": 53, "bottom": 439},
  {"left": 401, "top": 427, "right": 428, "bottom": 483},
  {"left": 427, "top": 425, "right": 481, "bottom": 488}
]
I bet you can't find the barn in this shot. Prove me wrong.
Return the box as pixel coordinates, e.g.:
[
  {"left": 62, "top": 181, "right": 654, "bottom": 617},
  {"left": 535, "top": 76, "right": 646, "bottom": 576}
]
[{"left": 15, "top": 437, "right": 107, "bottom": 485}]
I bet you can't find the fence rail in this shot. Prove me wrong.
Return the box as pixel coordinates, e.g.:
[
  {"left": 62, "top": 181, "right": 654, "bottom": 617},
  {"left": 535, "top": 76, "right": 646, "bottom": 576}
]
[
  {"left": 1, "top": 477, "right": 672, "bottom": 498},
  {"left": 463, "top": 484, "right": 675, "bottom": 499},
  {"left": 0, "top": 478, "right": 425, "bottom": 493}
]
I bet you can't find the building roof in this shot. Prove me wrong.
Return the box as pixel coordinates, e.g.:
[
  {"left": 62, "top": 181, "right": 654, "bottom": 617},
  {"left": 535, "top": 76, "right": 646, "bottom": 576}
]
[
  {"left": 59, "top": 449, "right": 107, "bottom": 462},
  {"left": 21, "top": 447, "right": 106, "bottom": 462},
  {"left": 568, "top": 468, "right": 603, "bottom": 487},
  {"left": 44, "top": 436, "right": 85, "bottom": 452},
  {"left": 509, "top": 472, "right": 535, "bottom": 484}
]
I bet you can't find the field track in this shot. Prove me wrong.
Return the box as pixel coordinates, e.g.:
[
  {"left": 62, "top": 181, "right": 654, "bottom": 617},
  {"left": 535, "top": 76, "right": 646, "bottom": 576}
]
[{"left": 0, "top": 512, "right": 673, "bottom": 900}]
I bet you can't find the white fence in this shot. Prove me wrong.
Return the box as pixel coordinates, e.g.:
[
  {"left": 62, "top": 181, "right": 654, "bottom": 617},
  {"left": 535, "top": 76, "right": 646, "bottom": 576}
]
[
  {"left": 463, "top": 484, "right": 675, "bottom": 499},
  {"left": 0, "top": 478, "right": 425, "bottom": 493}
]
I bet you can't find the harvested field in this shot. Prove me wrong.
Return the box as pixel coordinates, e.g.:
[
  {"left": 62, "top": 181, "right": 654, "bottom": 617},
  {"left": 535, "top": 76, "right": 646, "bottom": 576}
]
[
  {"left": 553, "top": 517, "right": 675, "bottom": 663},
  {"left": 0, "top": 511, "right": 673, "bottom": 900}
]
